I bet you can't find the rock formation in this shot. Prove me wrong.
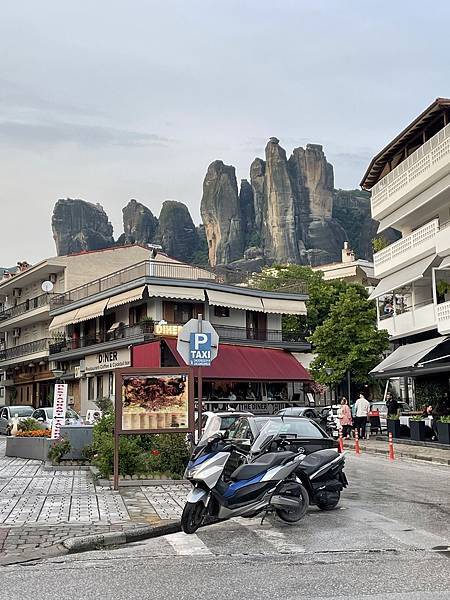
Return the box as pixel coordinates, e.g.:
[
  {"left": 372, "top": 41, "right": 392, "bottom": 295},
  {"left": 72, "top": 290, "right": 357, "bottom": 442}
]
[
  {"left": 52, "top": 199, "right": 114, "bottom": 256},
  {"left": 121, "top": 199, "right": 158, "bottom": 245},
  {"left": 156, "top": 200, "right": 198, "bottom": 262},
  {"left": 200, "top": 160, "right": 244, "bottom": 267}
]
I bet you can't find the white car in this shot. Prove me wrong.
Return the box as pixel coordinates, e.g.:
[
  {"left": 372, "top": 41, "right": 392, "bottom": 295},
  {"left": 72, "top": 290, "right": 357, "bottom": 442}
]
[
  {"left": 31, "top": 407, "right": 83, "bottom": 429},
  {"left": 370, "top": 401, "right": 411, "bottom": 431},
  {"left": 194, "top": 411, "right": 253, "bottom": 443}
]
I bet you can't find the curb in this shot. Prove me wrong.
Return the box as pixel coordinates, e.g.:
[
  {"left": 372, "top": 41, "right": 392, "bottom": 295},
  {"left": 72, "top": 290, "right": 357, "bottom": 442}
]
[
  {"left": 62, "top": 521, "right": 181, "bottom": 553},
  {"left": 344, "top": 443, "right": 450, "bottom": 465},
  {"left": 0, "top": 544, "right": 68, "bottom": 567}
]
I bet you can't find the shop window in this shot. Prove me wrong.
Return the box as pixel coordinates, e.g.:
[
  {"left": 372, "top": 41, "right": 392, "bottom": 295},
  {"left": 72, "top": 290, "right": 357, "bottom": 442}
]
[
  {"left": 96, "top": 375, "right": 103, "bottom": 400},
  {"left": 88, "top": 377, "right": 95, "bottom": 401},
  {"left": 214, "top": 306, "right": 230, "bottom": 318}
]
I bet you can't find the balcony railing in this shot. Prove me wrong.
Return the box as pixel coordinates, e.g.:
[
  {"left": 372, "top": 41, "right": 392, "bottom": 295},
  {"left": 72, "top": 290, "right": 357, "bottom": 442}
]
[
  {"left": 51, "top": 260, "right": 216, "bottom": 309},
  {"left": 0, "top": 338, "right": 49, "bottom": 362},
  {"left": 0, "top": 293, "right": 50, "bottom": 321},
  {"left": 371, "top": 122, "right": 450, "bottom": 214},
  {"left": 373, "top": 219, "right": 439, "bottom": 271},
  {"left": 49, "top": 322, "right": 308, "bottom": 355}
]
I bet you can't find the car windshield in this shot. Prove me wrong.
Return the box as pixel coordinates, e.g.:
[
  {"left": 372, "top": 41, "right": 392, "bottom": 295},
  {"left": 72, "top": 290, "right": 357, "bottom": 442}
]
[
  {"left": 251, "top": 418, "right": 324, "bottom": 453},
  {"left": 10, "top": 407, "right": 33, "bottom": 417},
  {"left": 45, "top": 408, "right": 79, "bottom": 419}
]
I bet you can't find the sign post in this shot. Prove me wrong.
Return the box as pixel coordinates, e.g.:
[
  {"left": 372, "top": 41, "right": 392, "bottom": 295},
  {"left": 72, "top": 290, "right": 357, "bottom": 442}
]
[
  {"left": 177, "top": 316, "right": 219, "bottom": 442},
  {"left": 51, "top": 383, "right": 68, "bottom": 440}
]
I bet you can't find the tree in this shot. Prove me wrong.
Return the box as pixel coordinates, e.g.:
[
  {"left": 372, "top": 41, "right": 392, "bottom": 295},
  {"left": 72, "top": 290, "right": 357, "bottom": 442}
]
[{"left": 309, "top": 286, "right": 389, "bottom": 386}]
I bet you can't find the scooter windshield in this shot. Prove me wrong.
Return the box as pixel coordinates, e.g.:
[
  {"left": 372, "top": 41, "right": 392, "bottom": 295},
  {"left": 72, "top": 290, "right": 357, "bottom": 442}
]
[{"left": 251, "top": 419, "right": 302, "bottom": 453}]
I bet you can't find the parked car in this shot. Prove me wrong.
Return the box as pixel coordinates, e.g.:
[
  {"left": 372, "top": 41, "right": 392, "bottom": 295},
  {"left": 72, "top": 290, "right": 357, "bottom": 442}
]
[
  {"left": 370, "top": 401, "right": 411, "bottom": 431},
  {"left": 194, "top": 411, "right": 253, "bottom": 444},
  {"left": 0, "top": 405, "right": 34, "bottom": 434},
  {"left": 31, "top": 407, "right": 83, "bottom": 429},
  {"left": 277, "top": 406, "right": 327, "bottom": 428},
  {"left": 224, "top": 415, "right": 338, "bottom": 478}
]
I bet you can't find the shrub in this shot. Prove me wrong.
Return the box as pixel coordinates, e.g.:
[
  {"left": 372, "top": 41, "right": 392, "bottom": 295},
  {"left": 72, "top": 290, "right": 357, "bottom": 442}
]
[
  {"left": 18, "top": 418, "right": 41, "bottom": 432},
  {"left": 17, "top": 429, "right": 51, "bottom": 437},
  {"left": 48, "top": 439, "right": 71, "bottom": 463},
  {"left": 439, "top": 415, "right": 450, "bottom": 424},
  {"left": 95, "top": 396, "right": 114, "bottom": 415}
]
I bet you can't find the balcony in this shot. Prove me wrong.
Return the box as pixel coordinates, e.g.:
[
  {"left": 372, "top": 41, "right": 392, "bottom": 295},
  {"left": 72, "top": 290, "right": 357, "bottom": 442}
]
[
  {"left": 0, "top": 338, "right": 49, "bottom": 365},
  {"left": 371, "top": 123, "right": 450, "bottom": 221},
  {"left": 373, "top": 219, "right": 439, "bottom": 278},
  {"left": 49, "top": 323, "right": 310, "bottom": 358},
  {"left": 436, "top": 301, "right": 450, "bottom": 334},
  {"left": 0, "top": 293, "right": 50, "bottom": 328},
  {"left": 51, "top": 261, "right": 216, "bottom": 310},
  {"left": 378, "top": 301, "right": 436, "bottom": 338}
]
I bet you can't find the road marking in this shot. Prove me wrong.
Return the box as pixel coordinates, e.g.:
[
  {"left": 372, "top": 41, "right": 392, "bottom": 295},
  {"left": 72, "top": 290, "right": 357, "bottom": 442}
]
[
  {"left": 164, "top": 532, "right": 213, "bottom": 556},
  {"left": 235, "top": 518, "right": 305, "bottom": 554}
]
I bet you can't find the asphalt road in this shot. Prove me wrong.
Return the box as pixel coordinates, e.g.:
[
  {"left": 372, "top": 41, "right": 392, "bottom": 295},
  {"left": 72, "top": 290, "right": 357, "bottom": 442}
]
[{"left": 1, "top": 454, "right": 449, "bottom": 600}]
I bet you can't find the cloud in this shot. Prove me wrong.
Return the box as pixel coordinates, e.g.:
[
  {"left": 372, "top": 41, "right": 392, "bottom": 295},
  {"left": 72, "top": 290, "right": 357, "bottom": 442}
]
[{"left": 0, "top": 119, "right": 172, "bottom": 148}]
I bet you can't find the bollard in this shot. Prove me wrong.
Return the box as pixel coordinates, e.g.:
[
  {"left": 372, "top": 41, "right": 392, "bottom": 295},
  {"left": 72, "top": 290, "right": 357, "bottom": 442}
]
[
  {"left": 338, "top": 430, "right": 344, "bottom": 453},
  {"left": 388, "top": 431, "right": 395, "bottom": 461},
  {"left": 354, "top": 429, "right": 361, "bottom": 455}
]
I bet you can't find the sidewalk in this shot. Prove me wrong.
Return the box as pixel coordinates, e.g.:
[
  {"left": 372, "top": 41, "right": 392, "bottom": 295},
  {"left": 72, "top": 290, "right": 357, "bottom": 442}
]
[
  {"left": 0, "top": 439, "right": 189, "bottom": 565},
  {"left": 342, "top": 436, "right": 450, "bottom": 465}
]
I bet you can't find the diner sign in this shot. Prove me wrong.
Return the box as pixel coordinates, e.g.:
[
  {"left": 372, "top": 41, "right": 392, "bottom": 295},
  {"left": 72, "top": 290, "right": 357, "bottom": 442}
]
[
  {"left": 51, "top": 383, "right": 68, "bottom": 439},
  {"left": 85, "top": 348, "right": 131, "bottom": 373}
]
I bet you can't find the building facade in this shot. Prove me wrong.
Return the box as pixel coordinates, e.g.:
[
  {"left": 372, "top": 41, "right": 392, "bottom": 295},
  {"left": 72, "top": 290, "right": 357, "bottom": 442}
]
[
  {"left": 361, "top": 98, "right": 450, "bottom": 407},
  {"left": 312, "top": 242, "right": 377, "bottom": 291}
]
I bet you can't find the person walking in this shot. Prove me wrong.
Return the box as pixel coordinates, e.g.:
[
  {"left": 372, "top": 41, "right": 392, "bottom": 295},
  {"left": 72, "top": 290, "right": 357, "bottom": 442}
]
[
  {"left": 338, "top": 397, "right": 353, "bottom": 439},
  {"left": 354, "top": 393, "right": 371, "bottom": 440}
]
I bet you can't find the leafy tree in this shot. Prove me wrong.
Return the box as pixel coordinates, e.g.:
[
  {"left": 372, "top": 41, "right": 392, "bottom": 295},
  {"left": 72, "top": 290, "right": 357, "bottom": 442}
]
[{"left": 309, "top": 286, "right": 389, "bottom": 385}]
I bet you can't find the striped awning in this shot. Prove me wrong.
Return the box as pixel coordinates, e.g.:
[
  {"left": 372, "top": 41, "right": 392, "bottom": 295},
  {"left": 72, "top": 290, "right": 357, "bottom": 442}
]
[
  {"left": 72, "top": 298, "right": 109, "bottom": 323},
  {"left": 107, "top": 286, "right": 146, "bottom": 309},
  {"left": 206, "top": 289, "right": 264, "bottom": 312},
  {"left": 48, "top": 308, "right": 80, "bottom": 330},
  {"left": 147, "top": 285, "right": 205, "bottom": 301},
  {"left": 261, "top": 297, "right": 307, "bottom": 315}
]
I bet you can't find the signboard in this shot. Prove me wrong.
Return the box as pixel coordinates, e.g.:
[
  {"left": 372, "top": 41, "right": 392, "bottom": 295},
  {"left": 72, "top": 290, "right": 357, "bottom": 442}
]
[
  {"left": 176, "top": 318, "right": 219, "bottom": 366},
  {"left": 51, "top": 383, "right": 68, "bottom": 440},
  {"left": 189, "top": 332, "right": 212, "bottom": 366},
  {"left": 85, "top": 348, "right": 131, "bottom": 373}
]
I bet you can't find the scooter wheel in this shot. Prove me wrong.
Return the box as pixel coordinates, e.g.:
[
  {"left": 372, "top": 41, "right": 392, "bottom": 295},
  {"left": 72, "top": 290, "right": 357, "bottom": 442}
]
[
  {"left": 276, "top": 483, "right": 309, "bottom": 523},
  {"left": 181, "top": 501, "right": 206, "bottom": 534},
  {"left": 316, "top": 491, "right": 341, "bottom": 511}
]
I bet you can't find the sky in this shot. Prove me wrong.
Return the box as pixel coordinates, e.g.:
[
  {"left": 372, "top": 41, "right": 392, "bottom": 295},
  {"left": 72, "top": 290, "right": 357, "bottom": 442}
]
[{"left": 1, "top": 0, "right": 449, "bottom": 266}]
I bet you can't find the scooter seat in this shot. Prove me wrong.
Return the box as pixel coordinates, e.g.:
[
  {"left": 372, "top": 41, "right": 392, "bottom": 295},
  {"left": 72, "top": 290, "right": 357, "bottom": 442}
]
[
  {"left": 299, "top": 449, "right": 341, "bottom": 476},
  {"left": 230, "top": 451, "right": 295, "bottom": 481}
]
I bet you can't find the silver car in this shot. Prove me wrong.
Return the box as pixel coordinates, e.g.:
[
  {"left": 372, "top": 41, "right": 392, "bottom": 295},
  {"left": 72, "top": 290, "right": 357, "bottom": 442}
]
[{"left": 0, "top": 405, "right": 34, "bottom": 434}]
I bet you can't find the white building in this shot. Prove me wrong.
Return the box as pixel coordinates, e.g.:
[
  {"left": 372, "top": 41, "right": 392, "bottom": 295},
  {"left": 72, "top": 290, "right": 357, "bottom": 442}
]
[
  {"left": 312, "top": 242, "right": 377, "bottom": 291},
  {"left": 361, "top": 98, "right": 450, "bottom": 400}
]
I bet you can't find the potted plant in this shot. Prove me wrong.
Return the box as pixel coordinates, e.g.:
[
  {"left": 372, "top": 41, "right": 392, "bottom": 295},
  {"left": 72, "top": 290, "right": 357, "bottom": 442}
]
[
  {"left": 387, "top": 413, "right": 401, "bottom": 438},
  {"left": 437, "top": 416, "right": 450, "bottom": 445},
  {"left": 409, "top": 415, "right": 426, "bottom": 441},
  {"left": 436, "top": 280, "right": 450, "bottom": 302},
  {"left": 139, "top": 316, "right": 154, "bottom": 334}
]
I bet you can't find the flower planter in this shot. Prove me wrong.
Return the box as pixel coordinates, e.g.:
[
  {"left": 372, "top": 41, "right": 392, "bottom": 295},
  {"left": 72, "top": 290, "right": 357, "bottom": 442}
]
[
  {"left": 6, "top": 436, "right": 51, "bottom": 461},
  {"left": 410, "top": 420, "right": 426, "bottom": 442},
  {"left": 437, "top": 421, "right": 450, "bottom": 445},
  {"left": 387, "top": 419, "right": 401, "bottom": 438},
  {"left": 140, "top": 322, "right": 154, "bottom": 334}
]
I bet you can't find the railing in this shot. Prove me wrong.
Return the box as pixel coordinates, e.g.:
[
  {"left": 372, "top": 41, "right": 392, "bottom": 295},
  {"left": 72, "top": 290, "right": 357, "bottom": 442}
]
[
  {"left": 0, "top": 293, "right": 51, "bottom": 321},
  {"left": 373, "top": 219, "right": 439, "bottom": 269},
  {"left": 371, "top": 122, "right": 450, "bottom": 210},
  {"left": 0, "top": 338, "right": 49, "bottom": 362},
  {"left": 51, "top": 260, "right": 216, "bottom": 309},
  {"left": 436, "top": 301, "right": 450, "bottom": 326},
  {"left": 49, "top": 324, "right": 144, "bottom": 355},
  {"left": 218, "top": 271, "right": 308, "bottom": 295},
  {"left": 213, "top": 324, "right": 307, "bottom": 344}
]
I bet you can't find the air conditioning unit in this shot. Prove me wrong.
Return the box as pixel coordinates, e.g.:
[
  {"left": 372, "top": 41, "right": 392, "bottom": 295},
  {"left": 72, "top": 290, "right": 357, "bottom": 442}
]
[
  {"left": 49, "top": 273, "right": 57, "bottom": 284},
  {"left": 12, "top": 328, "right": 21, "bottom": 338},
  {"left": 12, "top": 288, "right": 21, "bottom": 298}
]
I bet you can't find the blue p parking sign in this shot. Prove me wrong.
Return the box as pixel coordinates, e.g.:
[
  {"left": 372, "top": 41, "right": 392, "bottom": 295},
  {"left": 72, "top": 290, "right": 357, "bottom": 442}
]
[{"left": 189, "top": 332, "right": 212, "bottom": 366}]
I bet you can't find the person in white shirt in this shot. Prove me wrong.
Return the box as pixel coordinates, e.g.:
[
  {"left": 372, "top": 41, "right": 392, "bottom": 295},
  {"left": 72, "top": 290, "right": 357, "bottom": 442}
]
[{"left": 354, "top": 393, "right": 371, "bottom": 439}]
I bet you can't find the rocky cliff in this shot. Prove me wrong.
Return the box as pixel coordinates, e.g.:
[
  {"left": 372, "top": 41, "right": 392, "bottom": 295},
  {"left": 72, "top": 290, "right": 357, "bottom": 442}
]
[
  {"left": 52, "top": 199, "right": 114, "bottom": 255},
  {"left": 120, "top": 199, "right": 158, "bottom": 245},
  {"left": 155, "top": 200, "right": 199, "bottom": 262}
]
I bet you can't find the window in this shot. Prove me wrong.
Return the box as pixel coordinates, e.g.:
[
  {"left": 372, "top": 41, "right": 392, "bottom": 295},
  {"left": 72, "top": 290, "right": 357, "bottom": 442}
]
[
  {"left": 214, "top": 306, "right": 230, "bottom": 318},
  {"left": 88, "top": 377, "right": 95, "bottom": 401},
  {"left": 96, "top": 375, "right": 103, "bottom": 400},
  {"left": 129, "top": 304, "right": 147, "bottom": 326},
  {"left": 108, "top": 372, "right": 114, "bottom": 397}
]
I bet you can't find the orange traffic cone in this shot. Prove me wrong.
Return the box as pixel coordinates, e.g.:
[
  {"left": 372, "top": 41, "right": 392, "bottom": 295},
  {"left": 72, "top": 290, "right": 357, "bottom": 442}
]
[
  {"left": 338, "top": 431, "right": 344, "bottom": 453},
  {"left": 354, "top": 429, "right": 361, "bottom": 455},
  {"left": 388, "top": 432, "right": 395, "bottom": 461}
]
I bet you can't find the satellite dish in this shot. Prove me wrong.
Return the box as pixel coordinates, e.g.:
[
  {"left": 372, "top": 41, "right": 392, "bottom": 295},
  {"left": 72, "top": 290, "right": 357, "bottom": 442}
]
[{"left": 41, "top": 280, "right": 54, "bottom": 293}]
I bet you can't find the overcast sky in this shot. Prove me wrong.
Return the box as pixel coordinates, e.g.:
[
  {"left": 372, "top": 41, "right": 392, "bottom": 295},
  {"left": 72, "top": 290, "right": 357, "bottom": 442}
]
[{"left": 1, "top": 0, "right": 449, "bottom": 266}]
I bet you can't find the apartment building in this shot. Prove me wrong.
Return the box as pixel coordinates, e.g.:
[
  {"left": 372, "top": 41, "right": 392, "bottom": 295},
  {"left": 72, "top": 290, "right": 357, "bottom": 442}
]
[
  {"left": 0, "top": 245, "right": 167, "bottom": 407},
  {"left": 312, "top": 242, "right": 378, "bottom": 291},
  {"left": 46, "top": 258, "right": 311, "bottom": 416},
  {"left": 361, "top": 98, "right": 450, "bottom": 401}
]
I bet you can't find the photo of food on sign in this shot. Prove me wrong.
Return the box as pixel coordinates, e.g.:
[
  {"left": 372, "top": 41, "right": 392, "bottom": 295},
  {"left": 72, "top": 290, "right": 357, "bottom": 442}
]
[{"left": 122, "top": 374, "right": 189, "bottom": 431}]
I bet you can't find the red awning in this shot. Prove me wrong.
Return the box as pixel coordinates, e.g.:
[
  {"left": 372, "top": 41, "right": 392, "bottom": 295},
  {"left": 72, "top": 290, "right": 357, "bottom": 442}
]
[{"left": 135, "top": 338, "right": 311, "bottom": 381}]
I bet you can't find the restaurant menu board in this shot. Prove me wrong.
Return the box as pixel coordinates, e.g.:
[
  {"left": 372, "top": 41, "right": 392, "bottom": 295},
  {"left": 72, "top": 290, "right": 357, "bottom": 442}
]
[{"left": 121, "top": 374, "right": 189, "bottom": 431}]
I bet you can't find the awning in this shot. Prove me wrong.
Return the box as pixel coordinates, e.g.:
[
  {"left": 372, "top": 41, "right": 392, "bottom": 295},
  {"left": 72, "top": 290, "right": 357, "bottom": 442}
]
[
  {"left": 439, "top": 255, "right": 450, "bottom": 269},
  {"left": 262, "top": 297, "right": 307, "bottom": 315},
  {"left": 72, "top": 299, "right": 109, "bottom": 324},
  {"left": 107, "top": 286, "right": 146, "bottom": 309},
  {"left": 206, "top": 289, "right": 264, "bottom": 312},
  {"left": 49, "top": 308, "right": 80, "bottom": 330},
  {"left": 368, "top": 255, "right": 436, "bottom": 300},
  {"left": 147, "top": 285, "right": 205, "bottom": 301},
  {"left": 162, "top": 338, "right": 311, "bottom": 381},
  {"left": 370, "top": 336, "right": 448, "bottom": 377}
]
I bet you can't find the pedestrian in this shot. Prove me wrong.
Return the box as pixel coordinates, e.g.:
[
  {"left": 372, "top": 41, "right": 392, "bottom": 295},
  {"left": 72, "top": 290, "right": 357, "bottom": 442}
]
[
  {"left": 338, "top": 397, "right": 353, "bottom": 439},
  {"left": 386, "top": 393, "right": 399, "bottom": 417},
  {"left": 354, "top": 393, "right": 371, "bottom": 440}
]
